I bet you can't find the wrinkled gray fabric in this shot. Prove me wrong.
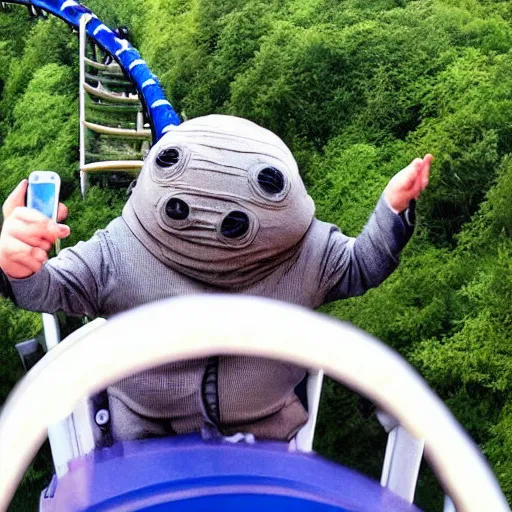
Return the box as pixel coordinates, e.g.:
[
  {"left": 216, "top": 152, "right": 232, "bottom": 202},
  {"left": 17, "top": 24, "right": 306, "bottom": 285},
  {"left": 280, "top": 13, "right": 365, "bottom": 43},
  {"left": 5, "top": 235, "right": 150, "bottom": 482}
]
[
  {"left": 123, "top": 115, "right": 315, "bottom": 288},
  {"left": 7, "top": 114, "right": 414, "bottom": 441},
  {"left": 8, "top": 196, "right": 410, "bottom": 440}
]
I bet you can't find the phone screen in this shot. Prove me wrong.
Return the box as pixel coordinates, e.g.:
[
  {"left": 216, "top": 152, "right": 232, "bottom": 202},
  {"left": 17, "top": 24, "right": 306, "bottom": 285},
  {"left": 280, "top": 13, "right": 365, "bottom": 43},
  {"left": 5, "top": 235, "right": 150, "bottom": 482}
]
[{"left": 28, "top": 183, "right": 57, "bottom": 219}]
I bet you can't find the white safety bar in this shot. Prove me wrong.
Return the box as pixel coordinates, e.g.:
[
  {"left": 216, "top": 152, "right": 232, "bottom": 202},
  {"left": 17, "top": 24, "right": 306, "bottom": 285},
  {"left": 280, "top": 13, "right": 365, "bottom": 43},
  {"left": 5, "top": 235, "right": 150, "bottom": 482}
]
[
  {"left": 84, "top": 56, "right": 123, "bottom": 74},
  {"left": 378, "top": 410, "right": 425, "bottom": 503},
  {"left": 0, "top": 296, "right": 508, "bottom": 512},
  {"left": 294, "top": 369, "right": 324, "bottom": 452},
  {"left": 40, "top": 314, "right": 106, "bottom": 477},
  {"left": 444, "top": 495, "right": 457, "bottom": 512},
  {"left": 41, "top": 313, "right": 75, "bottom": 478}
]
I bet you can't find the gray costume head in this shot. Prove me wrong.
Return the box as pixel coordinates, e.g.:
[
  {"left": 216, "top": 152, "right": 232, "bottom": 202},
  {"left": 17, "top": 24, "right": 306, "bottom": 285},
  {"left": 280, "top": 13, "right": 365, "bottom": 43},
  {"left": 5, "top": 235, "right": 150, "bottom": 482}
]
[{"left": 123, "top": 115, "right": 315, "bottom": 288}]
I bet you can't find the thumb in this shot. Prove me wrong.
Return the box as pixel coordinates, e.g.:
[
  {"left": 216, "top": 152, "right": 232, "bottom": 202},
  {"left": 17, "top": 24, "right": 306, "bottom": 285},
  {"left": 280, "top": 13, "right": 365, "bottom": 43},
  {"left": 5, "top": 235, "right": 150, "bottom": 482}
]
[
  {"left": 397, "top": 159, "right": 422, "bottom": 192},
  {"left": 2, "top": 180, "right": 28, "bottom": 219}
]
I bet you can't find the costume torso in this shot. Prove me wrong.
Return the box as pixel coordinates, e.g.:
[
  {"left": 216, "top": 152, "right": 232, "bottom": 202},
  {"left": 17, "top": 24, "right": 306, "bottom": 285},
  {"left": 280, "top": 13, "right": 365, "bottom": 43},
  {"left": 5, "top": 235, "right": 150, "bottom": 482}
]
[
  {"left": 8, "top": 115, "right": 412, "bottom": 441},
  {"left": 89, "top": 215, "right": 346, "bottom": 439}
]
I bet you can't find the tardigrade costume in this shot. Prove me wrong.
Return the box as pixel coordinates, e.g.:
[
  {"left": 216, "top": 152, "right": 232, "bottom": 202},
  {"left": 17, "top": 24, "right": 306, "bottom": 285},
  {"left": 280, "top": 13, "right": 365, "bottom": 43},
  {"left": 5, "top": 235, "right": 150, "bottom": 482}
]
[{"left": 8, "top": 115, "right": 413, "bottom": 441}]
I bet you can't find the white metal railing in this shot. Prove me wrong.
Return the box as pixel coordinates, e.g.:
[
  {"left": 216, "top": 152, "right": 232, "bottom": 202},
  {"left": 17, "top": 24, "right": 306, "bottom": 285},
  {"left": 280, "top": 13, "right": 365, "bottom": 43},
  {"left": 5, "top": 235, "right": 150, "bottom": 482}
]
[{"left": 79, "top": 16, "right": 149, "bottom": 197}]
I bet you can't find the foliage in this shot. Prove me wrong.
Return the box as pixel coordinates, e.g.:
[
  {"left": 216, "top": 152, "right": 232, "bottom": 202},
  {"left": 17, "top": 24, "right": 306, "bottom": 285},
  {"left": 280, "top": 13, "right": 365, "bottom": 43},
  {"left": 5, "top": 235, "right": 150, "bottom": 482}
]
[
  {"left": 0, "top": 16, "right": 77, "bottom": 125},
  {"left": 63, "top": 187, "right": 126, "bottom": 248},
  {"left": 0, "top": 63, "right": 78, "bottom": 197},
  {"left": 2, "top": 1, "right": 512, "bottom": 510}
]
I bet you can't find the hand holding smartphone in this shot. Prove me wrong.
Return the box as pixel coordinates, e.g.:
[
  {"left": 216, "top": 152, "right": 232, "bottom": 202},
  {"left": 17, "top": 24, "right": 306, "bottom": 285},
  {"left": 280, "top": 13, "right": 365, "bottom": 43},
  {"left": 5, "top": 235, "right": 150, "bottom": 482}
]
[{"left": 0, "top": 175, "right": 68, "bottom": 278}]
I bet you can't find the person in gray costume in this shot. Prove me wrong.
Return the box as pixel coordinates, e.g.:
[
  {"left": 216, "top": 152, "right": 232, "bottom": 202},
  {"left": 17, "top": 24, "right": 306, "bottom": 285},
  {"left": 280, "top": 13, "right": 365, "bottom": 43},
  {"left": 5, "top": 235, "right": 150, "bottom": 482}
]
[{"left": 0, "top": 115, "right": 432, "bottom": 441}]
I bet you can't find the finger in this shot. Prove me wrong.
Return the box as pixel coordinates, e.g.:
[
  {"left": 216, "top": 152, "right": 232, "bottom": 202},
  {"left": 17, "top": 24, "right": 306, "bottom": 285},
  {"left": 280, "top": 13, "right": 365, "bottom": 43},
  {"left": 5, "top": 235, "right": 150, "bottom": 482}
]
[
  {"left": 9, "top": 208, "right": 70, "bottom": 240},
  {"left": 423, "top": 154, "right": 434, "bottom": 166},
  {"left": 51, "top": 222, "right": 70, "bottom": 239},
  {"left": 4, "top": 219, "right": 53, "bottom": 250},
  {"left": 406, "top": 160, "right": 429, "bottom": 199},
  {"left": 420, "top": 154, "right": 433, "bottom": 190},
  {"left": 398, "top": 158, "right": 423, "bottom": 191},
  {"left": 410, "top": 178, "right": 422, "bottom": 200},
  {"left": 410, "top": 156, "right": 432, "bottom": 194},
  {"left": 57, "top": 203, "right": 68, "bottom": 222},
  {"left": 0, "top": 260, "right": 35, "bottom": 279},
  {"left": 11, "top": 206, "right": 52, "bottom": 224},
  {"left": 2, "top": 238, "right": 45, "bottom": 274},
  {"left": 420, "top": 166, "right": 430, "bottom": 190},
  {"left": 2, "top": 180, "right": 28, "bottom": 219},
  {"left": 16, "top": 253, "right": 44, "bottom": 274},
  {"left": 30, "top": 246, "right": 49, "bottom": 264}
]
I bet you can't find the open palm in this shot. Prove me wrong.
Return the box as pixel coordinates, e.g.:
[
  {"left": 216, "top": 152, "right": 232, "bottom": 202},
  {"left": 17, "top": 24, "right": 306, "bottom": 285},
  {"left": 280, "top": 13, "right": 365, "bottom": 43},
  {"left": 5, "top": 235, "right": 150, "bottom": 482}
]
[{"left": 384, "top": 154, "right": 433, "bottom": 213}]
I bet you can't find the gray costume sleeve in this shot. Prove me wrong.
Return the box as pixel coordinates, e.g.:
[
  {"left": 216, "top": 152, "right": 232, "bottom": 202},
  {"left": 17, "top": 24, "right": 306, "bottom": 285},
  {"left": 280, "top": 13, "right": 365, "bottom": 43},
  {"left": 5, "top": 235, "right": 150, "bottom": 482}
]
[
  {"left": 0, "top": 268, "right": 16, "bottom": 302},
  {"left": 7, "top": 230, "right": 115, "bottom": 318},
  {"left": 321, "top": 195, "right": 414, "bottom": 304}
]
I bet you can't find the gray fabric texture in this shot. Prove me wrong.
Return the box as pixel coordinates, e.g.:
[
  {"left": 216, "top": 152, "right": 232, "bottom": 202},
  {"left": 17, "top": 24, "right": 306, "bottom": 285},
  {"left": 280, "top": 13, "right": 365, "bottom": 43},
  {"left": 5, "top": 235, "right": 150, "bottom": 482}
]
[
  {"left": 9, "top": 196, "right": 410, "bottom": 440},
  {"left": 123, "top": 115, "right": 315, "bottom": 288},
  {"left": 8, "top": 114, "right": 413, "bottom": 441}
]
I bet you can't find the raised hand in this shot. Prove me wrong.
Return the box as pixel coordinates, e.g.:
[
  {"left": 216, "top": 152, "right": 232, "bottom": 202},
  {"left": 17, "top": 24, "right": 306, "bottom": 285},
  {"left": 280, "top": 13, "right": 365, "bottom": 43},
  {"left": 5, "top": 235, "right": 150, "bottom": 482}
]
[
  {"left": 0, "top": 180, "right": 70, "bottom": 278},
  {"left": 384, "top": 154, "right": 433, "bottom": 213}
]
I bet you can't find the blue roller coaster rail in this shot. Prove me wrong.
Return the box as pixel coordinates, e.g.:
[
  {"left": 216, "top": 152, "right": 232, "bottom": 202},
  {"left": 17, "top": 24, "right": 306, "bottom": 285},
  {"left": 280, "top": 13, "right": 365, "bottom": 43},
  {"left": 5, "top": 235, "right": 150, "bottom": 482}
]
[{"left": 1, "top": 0, "right": 181, "bottom": 143}]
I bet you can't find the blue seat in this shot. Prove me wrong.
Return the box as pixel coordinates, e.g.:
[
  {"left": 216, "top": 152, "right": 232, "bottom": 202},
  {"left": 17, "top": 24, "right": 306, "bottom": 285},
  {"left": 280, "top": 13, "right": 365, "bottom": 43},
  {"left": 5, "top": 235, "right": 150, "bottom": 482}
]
[{"left": 39, "top": 434, "right": 422, "bottom": 512}]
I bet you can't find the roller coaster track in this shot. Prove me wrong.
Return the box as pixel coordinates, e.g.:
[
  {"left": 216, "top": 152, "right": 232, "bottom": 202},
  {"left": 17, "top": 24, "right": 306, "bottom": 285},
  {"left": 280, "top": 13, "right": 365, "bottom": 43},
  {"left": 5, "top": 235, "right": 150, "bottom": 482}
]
[{"left": 0, "top": 0, "right": 182, "bottom": 196}]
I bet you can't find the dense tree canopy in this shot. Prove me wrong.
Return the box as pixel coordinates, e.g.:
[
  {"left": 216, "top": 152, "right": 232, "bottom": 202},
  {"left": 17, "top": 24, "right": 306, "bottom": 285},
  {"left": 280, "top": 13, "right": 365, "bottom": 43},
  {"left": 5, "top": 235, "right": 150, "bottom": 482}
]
[{"left": 1, "top": 0, "right": 512, "bottom": 509}]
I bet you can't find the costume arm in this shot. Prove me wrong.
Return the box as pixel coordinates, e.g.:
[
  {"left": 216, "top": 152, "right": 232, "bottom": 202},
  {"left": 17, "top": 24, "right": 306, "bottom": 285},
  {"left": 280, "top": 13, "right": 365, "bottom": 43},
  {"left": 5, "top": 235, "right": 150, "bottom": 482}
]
[
  {"left": 321, "top": 196, "right": 414, "bottom": 304},
  {"left": 7, "top": 231, "right": 114, "bottom": 318},
  {"left": 0, "top": 268, "right": 15, "bottom": 302}
]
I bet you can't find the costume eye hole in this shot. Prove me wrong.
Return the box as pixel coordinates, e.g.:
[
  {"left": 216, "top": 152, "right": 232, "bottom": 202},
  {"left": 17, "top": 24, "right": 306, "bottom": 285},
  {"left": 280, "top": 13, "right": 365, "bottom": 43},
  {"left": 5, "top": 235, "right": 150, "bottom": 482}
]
[
  {"left": 156, "top": 148, "right": 180, "bottom": 168},
  {"left": 221, "top": 211, "right": 249, "bottom": 239},
  {"left": 165, "top": 198, "right": 189, "bottom": 220},
  {"left": 257, "top": 167, "right": 285, "bottom": 194}
]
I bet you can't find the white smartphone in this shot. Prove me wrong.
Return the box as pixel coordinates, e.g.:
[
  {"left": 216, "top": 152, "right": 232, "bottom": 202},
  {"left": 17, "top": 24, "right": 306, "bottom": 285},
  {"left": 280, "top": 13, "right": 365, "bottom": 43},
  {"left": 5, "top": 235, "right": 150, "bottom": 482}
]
[
  {"left": 26, "top": 171, "right": 60, "bottom": 221},
  {"left": 26, "top": 171, "right": 61, "bottom": 253}
]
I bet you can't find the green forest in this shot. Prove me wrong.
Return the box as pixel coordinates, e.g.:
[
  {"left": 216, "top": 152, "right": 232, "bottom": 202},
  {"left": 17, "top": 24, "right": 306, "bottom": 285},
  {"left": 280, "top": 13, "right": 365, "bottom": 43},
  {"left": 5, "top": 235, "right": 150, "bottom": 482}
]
[{"left": 1, "top": 0, "right": 512, "bottom": 509}]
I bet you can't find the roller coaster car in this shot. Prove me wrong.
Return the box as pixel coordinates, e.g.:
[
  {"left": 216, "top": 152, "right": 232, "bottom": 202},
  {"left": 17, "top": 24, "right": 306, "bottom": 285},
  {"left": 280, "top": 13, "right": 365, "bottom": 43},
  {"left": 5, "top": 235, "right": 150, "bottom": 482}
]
[{"left": 0, "top": 296, "right": 509, "bottom": 512}]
